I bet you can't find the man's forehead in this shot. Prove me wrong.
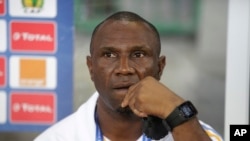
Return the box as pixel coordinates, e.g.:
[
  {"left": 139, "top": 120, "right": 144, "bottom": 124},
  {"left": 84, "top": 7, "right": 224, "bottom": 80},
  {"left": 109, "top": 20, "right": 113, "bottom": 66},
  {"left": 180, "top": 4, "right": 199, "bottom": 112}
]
[
  {"left": 90, "top": 19, "right": 161, "bottom": 55},
  {"left": 98, "top": 19, "right": 151, "bottom": 32}
]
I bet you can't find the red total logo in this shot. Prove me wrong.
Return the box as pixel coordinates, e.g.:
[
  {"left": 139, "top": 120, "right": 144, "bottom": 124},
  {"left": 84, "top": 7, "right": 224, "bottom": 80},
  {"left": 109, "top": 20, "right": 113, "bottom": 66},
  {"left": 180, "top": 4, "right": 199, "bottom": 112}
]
[
  {"left": 10, "top": 21, "right": 56, "bottom": 53},
  {"left": 0, "top": 56, "right": 6, "bottom": 87},
  {"left": 10, "top": 92, "right": 56, "bottom": 124},
  {"left": 0, "top": 0, "right": 5, "bottom": 15}
]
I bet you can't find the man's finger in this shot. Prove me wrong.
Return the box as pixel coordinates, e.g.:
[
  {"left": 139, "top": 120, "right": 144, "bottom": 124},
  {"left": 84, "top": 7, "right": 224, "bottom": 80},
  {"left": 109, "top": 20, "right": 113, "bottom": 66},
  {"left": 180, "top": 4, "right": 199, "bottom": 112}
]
[{"left": 121, "top": 82, "right": 140, "bottom": 107}]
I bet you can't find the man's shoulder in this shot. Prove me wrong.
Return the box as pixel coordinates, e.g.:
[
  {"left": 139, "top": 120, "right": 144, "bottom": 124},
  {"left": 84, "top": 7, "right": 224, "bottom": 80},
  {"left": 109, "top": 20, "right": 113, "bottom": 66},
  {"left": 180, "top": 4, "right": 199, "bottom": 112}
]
[
  {"left": 34, "top": 111, "right": 79, "bottom": 141},
  {"left": 199, "top": 120, "right": 224, "bottom": 141},
  {"left": 34, "top": 92, "right": 99, "bottom": 141}
]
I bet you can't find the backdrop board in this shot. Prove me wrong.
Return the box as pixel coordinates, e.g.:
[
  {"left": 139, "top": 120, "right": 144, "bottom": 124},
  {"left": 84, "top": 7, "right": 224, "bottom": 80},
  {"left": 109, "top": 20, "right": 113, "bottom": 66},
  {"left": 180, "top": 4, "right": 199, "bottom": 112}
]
[
  {"left": 0, "top": 0, "right": 74, "bottom": 131},
  {"left": 225, "top": 0, "right": 250, "bottom": 140}
]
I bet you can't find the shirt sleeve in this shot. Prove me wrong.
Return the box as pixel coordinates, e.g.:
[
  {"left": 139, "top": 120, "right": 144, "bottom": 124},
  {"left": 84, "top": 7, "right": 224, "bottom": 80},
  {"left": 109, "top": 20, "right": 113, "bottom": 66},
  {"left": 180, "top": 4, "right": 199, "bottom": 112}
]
[{"left": 199, "top": 120, "right": 224, "bottom": 141}]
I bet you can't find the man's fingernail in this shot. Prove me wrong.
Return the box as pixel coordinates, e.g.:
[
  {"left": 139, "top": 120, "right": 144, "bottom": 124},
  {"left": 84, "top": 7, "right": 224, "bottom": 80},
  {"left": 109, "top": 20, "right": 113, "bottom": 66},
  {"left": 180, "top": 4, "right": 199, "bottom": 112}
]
[{"left": 121, "top": 102, "right": 125, "bottom": 107}]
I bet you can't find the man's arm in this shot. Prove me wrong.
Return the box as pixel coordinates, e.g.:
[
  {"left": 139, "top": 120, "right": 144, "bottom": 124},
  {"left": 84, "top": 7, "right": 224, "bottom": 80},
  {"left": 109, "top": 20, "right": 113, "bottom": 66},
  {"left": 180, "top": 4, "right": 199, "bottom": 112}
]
[{"left": 121, "top": 76, "right": 222, "bottom": 141}]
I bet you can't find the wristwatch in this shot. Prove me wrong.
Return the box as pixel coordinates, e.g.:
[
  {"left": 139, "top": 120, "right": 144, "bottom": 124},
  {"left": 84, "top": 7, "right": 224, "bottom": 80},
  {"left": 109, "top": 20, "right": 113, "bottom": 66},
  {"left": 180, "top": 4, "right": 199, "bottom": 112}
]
[{"left": 164, "top": 101, "right": 198, "bottom": 130}]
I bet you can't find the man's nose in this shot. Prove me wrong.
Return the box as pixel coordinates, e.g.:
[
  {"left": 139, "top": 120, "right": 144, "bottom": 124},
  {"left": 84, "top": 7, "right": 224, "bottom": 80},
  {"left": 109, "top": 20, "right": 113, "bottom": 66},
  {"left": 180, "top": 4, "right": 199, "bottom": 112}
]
[{"left": 114, "top": 56, "right": 135, "bottom": 75}]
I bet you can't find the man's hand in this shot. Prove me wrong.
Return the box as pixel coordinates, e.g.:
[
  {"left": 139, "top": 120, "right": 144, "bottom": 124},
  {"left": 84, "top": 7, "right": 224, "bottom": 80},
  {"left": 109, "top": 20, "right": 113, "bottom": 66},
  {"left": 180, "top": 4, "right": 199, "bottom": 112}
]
[{"left": 121, "top": 76, "right": 184, "bottom": 119}]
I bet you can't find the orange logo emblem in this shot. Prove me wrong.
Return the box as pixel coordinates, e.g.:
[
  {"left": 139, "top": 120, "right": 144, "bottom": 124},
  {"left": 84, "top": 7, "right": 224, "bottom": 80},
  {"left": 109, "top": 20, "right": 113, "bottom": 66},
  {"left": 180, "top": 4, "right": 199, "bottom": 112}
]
[{"left": 19, "top": 58, "right": 46, "bottom": 86}]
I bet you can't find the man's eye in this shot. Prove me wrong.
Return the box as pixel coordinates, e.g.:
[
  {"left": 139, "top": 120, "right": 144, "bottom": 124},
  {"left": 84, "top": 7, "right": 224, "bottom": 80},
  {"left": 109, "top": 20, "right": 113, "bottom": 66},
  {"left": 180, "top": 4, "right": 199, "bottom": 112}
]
[
  {"left": 132, "top": 52, "right": 145, "bottom": 58},
  {"left": 104, "top": 52, "right": 117, "bottom": 58}
]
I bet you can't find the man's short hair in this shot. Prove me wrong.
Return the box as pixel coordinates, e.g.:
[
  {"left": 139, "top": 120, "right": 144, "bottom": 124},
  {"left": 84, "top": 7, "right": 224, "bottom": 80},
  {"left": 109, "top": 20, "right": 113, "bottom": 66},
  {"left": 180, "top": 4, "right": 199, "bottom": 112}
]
[{"left": 89, "top": 11, "right": 161, "bottom": 55}]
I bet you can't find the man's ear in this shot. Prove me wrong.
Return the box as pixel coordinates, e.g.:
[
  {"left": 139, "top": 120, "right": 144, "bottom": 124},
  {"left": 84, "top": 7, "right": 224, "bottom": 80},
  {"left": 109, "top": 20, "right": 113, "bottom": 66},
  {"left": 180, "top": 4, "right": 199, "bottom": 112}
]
[
  {"left": 86, "top": 56, "right": 94, "bottom": 81},
  {"left": 158, "top": 56, "right": 166, "bottom": 79}
]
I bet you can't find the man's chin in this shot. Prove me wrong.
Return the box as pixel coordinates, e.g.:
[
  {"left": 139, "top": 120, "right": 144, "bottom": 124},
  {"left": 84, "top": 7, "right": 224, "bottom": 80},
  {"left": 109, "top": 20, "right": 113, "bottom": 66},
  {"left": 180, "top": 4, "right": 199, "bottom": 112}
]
[{"left": 116, "top": 106, "right": 134, "bottom": 115}]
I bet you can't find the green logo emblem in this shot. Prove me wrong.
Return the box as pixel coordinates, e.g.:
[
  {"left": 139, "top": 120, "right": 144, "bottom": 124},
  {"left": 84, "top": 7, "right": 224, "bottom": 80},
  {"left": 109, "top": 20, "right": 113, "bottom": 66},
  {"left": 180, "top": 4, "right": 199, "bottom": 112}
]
[{"left": 22, "top": 0, "right": 44, "bottom": 13}]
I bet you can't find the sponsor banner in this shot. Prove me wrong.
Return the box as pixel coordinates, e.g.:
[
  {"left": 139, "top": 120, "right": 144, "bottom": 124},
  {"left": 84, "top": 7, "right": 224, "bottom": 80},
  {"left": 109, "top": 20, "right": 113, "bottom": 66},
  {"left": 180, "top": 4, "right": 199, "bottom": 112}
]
[
  {"left": 9, "top": 0, "right": 57, "bottom": 18},
  {"left": 0, "top": 91, "right": 7, "bottom": 124},
  {"left": 9, "top": 56, "right": 57, "bottom": 89},
  {"left": 10, "top": 92, "right": 56, "bottom": 124},
  {"left": 0, "top": 0, "right": 5, "bottom": 16},
  {"left": 0, "top": 0, "right": 73, "bottom": 132},
  {"left": 0, "top": 20, "right": 7, "bottom": 52},
  {"left": 10, "top": 21, "right": 56, "bottom": 53},
  {"left": 0, "top": 56, "right": 6, "bottom": 87}
]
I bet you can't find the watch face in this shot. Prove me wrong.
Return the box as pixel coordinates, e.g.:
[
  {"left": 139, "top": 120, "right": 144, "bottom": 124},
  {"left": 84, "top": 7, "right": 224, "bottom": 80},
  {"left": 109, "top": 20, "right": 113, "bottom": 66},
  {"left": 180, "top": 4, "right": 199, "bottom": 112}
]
[
  {"left": 180, "top": 102, "right": 197, "bottom": 118},
  {"left": 165, "top": 101, "right": 198, "bottom": 130}
]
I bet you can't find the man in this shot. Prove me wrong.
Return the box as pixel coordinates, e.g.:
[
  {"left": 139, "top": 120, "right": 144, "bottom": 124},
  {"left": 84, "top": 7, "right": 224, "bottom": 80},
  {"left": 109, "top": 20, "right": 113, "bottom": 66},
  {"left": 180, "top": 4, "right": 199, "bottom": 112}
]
[{"left": 34, "top": 11, "right": 223, "bottom": 141}]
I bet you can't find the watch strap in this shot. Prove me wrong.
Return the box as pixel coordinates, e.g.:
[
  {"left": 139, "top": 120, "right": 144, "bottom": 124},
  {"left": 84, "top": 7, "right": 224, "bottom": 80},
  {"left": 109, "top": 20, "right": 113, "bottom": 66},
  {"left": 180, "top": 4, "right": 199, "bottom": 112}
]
[{"left": 164, "top": 101, "right": 198, "bottom": 130}]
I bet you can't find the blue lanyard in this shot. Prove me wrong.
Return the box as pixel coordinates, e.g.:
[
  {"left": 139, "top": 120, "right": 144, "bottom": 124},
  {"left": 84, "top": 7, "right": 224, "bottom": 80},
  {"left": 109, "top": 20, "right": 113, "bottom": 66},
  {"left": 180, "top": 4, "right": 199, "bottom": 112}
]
[{"left": 94, "top": 109, "right": 151, "bottom": 141}]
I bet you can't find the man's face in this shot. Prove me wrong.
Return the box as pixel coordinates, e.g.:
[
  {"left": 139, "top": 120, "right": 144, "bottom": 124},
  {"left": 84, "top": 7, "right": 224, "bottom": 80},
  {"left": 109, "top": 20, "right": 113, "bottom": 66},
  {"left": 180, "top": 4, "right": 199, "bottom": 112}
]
[{"left": 87, "top": 20, "right": 165, "bottom": 112}]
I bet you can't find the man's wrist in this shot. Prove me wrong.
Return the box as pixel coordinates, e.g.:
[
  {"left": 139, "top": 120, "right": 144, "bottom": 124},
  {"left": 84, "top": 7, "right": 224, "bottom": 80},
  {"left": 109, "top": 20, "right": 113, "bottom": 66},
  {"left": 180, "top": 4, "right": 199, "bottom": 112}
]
[{"left": 163, "top": 101, "right": 198, "bottom": 130}]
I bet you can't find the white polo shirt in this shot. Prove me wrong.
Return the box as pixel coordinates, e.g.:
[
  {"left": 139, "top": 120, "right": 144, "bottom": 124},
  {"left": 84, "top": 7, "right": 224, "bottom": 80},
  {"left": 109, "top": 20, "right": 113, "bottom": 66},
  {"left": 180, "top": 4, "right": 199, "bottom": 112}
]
[{"left": 34, "top": 92, "right": 223, "bottom": 141}]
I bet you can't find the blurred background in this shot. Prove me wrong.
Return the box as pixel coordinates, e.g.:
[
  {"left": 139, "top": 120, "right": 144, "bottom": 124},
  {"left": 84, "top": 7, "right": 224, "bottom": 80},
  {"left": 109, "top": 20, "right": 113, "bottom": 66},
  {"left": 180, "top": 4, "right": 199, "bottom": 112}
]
[{"left": 0, "top": 0, "right": 227, "bottom": 140}]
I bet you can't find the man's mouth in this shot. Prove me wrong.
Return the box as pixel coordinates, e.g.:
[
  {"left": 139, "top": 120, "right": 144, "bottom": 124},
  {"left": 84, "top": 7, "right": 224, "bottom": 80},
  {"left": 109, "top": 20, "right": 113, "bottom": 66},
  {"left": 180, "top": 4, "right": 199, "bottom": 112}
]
[
  {"left": 114, "top": 86, "right": 130, "bottom": 92},
  {"left": 113, "top": 84, "right": 134, "bottom": 94}
]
